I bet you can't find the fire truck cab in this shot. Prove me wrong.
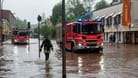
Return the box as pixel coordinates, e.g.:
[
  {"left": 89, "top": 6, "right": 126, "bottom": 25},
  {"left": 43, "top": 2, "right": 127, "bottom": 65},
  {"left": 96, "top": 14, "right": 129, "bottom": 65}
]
[
  {"left": 11, "top": 29, "right": 29, "bottom": 44},
  {"left": 65, "top": 21, "right": 104, "bottom": 52}
]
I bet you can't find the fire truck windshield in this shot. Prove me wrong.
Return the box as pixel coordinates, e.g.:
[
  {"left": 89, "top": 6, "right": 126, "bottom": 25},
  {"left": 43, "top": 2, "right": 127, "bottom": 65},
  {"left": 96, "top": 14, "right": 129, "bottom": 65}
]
[
  {"left": 18, "top": 32, "right": 28, "bottom": 36},
  {"left": 81, "top": 24, "right": 103, "bottom": 34}
]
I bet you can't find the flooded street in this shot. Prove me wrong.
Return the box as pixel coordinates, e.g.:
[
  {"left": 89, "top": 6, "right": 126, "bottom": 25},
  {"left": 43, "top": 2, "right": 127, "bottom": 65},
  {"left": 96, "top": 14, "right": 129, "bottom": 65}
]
[
  {"left": 66, "top": 44, "right": 138, "bottom": 78},
  {"left": 0, "top": 39, "right": 62, "bottom": 78},
  {"left": 0, "top": 39, "right": 138, "bottom": 78}
]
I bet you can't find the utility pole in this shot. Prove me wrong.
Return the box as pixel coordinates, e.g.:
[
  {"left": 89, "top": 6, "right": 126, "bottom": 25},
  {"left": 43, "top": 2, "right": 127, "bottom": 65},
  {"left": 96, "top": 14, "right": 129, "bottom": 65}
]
[{"left": 62, "top": 0, "right": 66, "bottom": 78}]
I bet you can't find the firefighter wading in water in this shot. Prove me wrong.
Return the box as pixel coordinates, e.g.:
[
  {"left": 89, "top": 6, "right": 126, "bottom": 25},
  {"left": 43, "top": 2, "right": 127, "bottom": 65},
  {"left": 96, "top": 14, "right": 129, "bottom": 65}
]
[{"left": 40, "top": 36, "right": 53, "bottom": 61}]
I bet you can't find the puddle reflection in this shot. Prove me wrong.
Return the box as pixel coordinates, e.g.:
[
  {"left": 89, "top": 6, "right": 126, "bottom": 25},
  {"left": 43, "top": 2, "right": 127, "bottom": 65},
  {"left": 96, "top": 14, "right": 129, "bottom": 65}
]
[
  {"left": 44, "top": 62, "right": 53, "bottom": 78},
  {"left": 66, "top": 52, "right": 103, "bottom": 76}
]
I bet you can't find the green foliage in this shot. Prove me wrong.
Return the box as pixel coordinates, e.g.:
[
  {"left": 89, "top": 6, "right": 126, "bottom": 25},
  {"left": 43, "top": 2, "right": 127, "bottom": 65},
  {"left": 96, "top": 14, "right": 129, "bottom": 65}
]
[
  {"left": 94, "top": 0, "right": 108, "bottom": 10},
  {"left": 66, "top": 0, "right": 87, "bottom": 20},
  {"left": 50, "top": 3, "right": 62, "bottom": 25},
  {"left": 82, "top": 0, "right": 94, "bottom": 11},
  {"left": 16, "top": 17, "right": 27, "bottom": 29},
  {"left": 50, "top": 0, "right": 87, "bottom": 25},
  {"left": 66, "top": 16, "right": 76, "bottom": 22},
  {"left": 40, "top": 24, "right": 56, "bottom": 39},
  {"left": 49, "top": 25, "right": 56, "bottom": 39}
]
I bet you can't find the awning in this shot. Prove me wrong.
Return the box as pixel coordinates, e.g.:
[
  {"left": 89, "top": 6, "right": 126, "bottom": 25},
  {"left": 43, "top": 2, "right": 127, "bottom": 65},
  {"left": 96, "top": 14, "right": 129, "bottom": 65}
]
[
  {"left": 105, "top": 13, "right": 114, "bottom": 19},
  {"left": 100, "top": 15, "right": 106, "bottom": 18},
  {"left": 113, "top": 11, "right": 122, "bottom": 17}
]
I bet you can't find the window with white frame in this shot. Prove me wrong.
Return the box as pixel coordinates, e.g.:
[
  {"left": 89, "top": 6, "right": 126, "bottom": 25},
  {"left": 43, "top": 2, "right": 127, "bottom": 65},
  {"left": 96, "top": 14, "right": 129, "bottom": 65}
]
[
  {"left": 114, "top": 14, "right": 121, "bottom": 25},
  {"left": 106, "top": 16, "right": 112, "bottom": 27},
  {"left": 101, "top": 17, "right": 105, "bottom": 26}
]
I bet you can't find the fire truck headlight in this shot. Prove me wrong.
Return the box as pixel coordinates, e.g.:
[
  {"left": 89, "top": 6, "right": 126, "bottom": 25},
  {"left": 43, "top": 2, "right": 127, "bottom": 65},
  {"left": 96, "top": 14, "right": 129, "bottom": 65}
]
[
  {"left": 77, "top": 43, "right": 83, "bottom": 47},
  {"left": 26, "top": 40, "right": 28, "bottom": 42},
  {"left": 100, "top": 42, "right": 104, "bottom": 47},
  {"left": 14, "top": 40, "right": 17, "bottom": 42}
]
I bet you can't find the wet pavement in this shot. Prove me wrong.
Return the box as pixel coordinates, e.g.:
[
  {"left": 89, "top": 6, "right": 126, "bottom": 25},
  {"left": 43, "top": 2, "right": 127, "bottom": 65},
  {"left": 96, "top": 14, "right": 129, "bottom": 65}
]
[
  {"left": 0, "top": 39, "right": 62, "bottom": 78},
  {"left": 0, "top": 39, "right": 138, "bottom": 78}
]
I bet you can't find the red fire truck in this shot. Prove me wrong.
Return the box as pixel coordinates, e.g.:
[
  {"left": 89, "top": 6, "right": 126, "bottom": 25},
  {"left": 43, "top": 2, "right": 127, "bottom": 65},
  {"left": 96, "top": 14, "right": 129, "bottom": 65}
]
[
  {"left": 56, "top": 21, "right": 104, "bottom": 52},
  {"left": 11, "top": 29, "right": 29, "bottom": 44}
]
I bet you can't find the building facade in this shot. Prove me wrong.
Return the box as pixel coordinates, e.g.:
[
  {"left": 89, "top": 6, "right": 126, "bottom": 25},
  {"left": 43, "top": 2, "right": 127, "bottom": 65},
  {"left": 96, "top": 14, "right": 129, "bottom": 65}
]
[
  {"left": 93, "top": 0, "right": 138, "bottom": 44},
  {"left": 0, "top": 10, "right": 16, "bottom": 42}
]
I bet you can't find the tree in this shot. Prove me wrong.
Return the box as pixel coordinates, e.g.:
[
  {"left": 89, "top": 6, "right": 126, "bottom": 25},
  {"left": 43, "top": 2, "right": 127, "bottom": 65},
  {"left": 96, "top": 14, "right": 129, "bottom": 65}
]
[
  {"left": 38, "top": 12, "right": 56, "bottom": 39},
  {"left": 94, "top": 0, "right": 108, "bottom": 10},
  {"left": 16, "top": 17, "right": 27, "bottom": 29},
  {"left": 82, "top": 0, "right": 94, "bottom": 11},
  {"left": 50, "top": 2, "right": 62, "bottom": 25},
  {"left": 66, "top": 0, "right": 87, "bottom": 21},
  {"left": 40, "top": 24, "right": 55, "bottom": 39}
]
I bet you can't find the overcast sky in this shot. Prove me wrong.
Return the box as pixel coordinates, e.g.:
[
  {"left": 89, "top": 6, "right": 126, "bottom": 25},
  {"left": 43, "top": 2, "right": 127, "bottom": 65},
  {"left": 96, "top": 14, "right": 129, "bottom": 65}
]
[
  {"left": 3, "top": 0, "right": 112, "bottom": 24},
  {"left": 3, "top": 0, "right": 61, "bottom": 24}
]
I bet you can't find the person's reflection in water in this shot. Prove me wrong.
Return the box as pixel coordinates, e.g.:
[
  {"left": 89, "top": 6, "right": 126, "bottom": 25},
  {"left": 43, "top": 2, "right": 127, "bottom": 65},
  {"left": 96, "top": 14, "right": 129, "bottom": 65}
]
[{"left": 45, "top": 61, "right": 53, "bottom": 78}]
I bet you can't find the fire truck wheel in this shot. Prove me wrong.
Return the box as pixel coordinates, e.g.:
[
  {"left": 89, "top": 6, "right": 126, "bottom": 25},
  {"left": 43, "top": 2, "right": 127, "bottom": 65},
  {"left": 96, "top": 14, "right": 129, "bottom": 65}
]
[
  {"left": 99, "top": 48, "right": 103, "bottom": 54},
  {"left": 71, "top": 42, "right": 75, "bottom": 52}
]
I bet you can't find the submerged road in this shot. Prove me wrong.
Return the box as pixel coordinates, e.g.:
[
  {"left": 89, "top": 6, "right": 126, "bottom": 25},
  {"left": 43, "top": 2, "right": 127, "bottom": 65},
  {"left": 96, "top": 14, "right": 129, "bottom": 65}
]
[{"left": 0, "top": 39, "right": 138, "bottom": 78}]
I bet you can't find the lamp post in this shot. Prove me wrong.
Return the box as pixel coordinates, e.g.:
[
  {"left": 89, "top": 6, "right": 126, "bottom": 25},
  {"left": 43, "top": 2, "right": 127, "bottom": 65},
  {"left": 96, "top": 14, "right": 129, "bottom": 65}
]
[{"left": 62, "top": 0, "right": 66, "bottom": 78}]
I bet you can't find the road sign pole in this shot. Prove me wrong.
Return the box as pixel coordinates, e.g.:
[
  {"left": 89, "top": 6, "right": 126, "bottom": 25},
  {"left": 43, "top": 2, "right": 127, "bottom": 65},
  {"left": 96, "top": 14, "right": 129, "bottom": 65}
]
[
  {"left": 37, "top": 15, "right": 42, "bottom": 58},
  {"left": 62, "top": 0, "right": 66, "bottom": 78}
]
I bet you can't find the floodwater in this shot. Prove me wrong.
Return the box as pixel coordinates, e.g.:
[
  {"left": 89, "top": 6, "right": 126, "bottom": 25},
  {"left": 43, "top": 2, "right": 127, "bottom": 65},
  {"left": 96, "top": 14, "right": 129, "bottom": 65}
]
[
  {"left": 66, "top": 44, "right": 138, "bottom": 78},
  {"left": 0, "top": 39, "right": 138, "bottom": 78}
]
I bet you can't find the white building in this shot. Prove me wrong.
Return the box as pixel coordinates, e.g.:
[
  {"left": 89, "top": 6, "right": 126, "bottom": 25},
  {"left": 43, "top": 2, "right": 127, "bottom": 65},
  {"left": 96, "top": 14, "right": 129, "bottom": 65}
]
[{"left": 93, "top": 0, "right": 138, "bottom": 44}]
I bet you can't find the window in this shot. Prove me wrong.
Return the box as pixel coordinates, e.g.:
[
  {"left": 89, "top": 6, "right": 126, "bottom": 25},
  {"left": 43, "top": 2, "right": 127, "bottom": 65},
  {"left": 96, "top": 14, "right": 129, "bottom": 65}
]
[
  {"left": 118, "top": 14, "right": 121, "bottom": 24},
  {"left": 18, "top": 32, "right": 28, "bottom": 36},
  {"left": 73, "top": 23, "right": 80, "bottom": 34},
  {"left": 81, "top": 24, "right": 103, "bottom": 34},
  {"left": 73, "top": 25, "right": 77, "bottom": 33},
  {"left": 108, "top": 16, "right": 112, "bottom": 25},
  {"left": 101, "top": 17, "right": 105, "bottom": 26},
  {"left": 106, "top": 16, "right": 112, "bottom": 27},
  {"left": 66, "top": 26, "right": 71, "bottom": 32},
  {"left": 114, "top": 14, "right": 121, "bottom": 25}
]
